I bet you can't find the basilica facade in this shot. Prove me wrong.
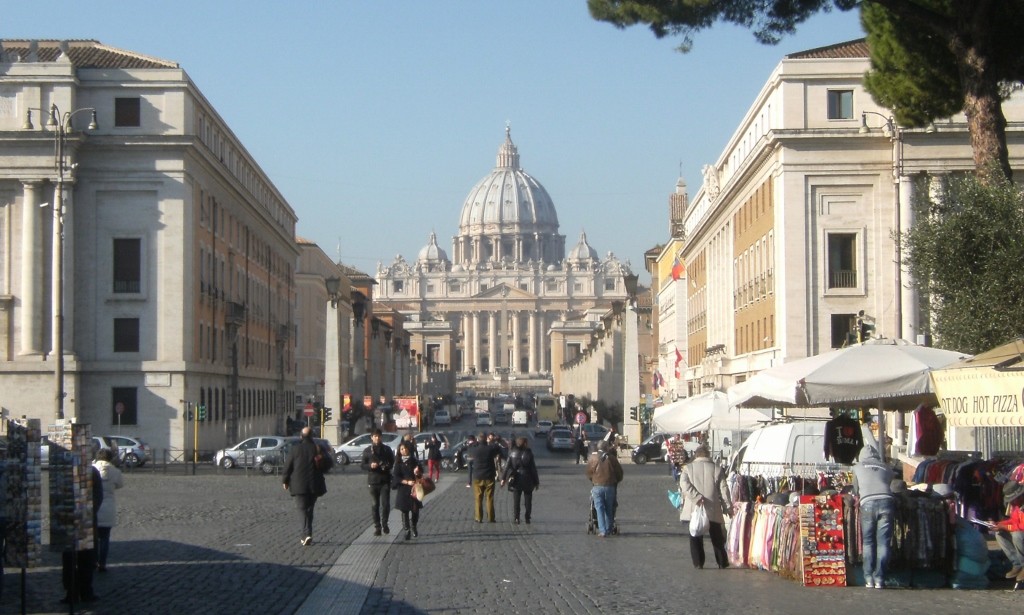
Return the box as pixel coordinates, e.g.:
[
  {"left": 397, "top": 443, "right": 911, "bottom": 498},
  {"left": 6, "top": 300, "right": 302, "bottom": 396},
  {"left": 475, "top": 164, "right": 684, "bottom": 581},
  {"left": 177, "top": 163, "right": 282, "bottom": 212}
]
[{"left": 374, "top": 128, "right": 634, "bottom": 392}]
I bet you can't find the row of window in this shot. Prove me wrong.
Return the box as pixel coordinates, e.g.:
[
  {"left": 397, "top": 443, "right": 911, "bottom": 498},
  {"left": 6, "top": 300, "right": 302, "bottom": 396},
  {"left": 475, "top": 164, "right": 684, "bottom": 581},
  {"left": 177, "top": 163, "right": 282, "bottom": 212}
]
[
  {"left": 108, "top": 386, "right": 291, "bottom": 427},
  {"left": 390, "top": 278, "right": 616, "bottom": 295}
]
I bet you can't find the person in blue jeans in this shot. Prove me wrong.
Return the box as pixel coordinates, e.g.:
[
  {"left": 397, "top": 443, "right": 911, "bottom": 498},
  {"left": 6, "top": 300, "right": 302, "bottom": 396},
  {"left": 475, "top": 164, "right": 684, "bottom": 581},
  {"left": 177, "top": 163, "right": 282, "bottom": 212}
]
[
  {"left": 853, "top": 446, "right": 896, "bottom": 589},
  {"left": 586, "top": 441, "right": 623, "bottom": 536}
]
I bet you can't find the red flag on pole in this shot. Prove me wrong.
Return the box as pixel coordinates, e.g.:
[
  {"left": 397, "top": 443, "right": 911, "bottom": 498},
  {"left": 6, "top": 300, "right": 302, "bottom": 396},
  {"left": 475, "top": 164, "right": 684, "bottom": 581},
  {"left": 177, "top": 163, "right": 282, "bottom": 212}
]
[
  {"left": 671, "top": 256, "right": 684, "bottom": 281},
  {"left": 674, "top": 348, "right": 684, "bottom": 379}
]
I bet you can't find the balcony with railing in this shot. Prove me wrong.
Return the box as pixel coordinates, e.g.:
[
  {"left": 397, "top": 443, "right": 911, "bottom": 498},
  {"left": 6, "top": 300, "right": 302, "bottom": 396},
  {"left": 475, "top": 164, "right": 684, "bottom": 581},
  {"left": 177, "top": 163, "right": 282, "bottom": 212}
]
[{"left": 829, "top": 269, "right": 857, "bottom": 289}]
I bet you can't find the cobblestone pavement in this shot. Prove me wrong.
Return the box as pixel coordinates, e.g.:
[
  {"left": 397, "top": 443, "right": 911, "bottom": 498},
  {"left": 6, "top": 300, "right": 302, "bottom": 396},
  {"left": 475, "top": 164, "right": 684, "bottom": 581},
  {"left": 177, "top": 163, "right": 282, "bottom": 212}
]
[{"left": 2, "top": 431, "right": 1022, "bottom": 614}]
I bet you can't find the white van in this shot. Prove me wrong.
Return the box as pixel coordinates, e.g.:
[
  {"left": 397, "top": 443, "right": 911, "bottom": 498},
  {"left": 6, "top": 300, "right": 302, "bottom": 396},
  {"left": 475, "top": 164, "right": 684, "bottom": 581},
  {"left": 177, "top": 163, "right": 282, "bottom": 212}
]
[
  {"left": 511, "top": 410, "right": 528, "bottom": 426},
  {"left": 729, "top": 421, "right": 877, "bottom": 476}
]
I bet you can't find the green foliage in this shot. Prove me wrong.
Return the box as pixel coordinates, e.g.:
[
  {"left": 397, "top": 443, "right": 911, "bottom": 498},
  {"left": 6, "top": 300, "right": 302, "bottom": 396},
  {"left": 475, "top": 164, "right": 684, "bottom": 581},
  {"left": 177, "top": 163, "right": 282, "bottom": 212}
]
[
  {"left": 587, "top": 0, "right": 855, "bottom": 52},
  {"left": 902, "top": 173, "right": 1024, "bottom": 354},
  {"left": 860, "top": 2, "right": 960, "bottom": 128}
]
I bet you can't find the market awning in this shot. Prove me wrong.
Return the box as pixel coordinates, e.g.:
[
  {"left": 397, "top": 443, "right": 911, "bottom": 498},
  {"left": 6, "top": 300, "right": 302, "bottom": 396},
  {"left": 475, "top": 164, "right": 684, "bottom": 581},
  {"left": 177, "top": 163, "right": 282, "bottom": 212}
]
[{"left": 930, "top": 338, "right": 1024, "bottom": 427}]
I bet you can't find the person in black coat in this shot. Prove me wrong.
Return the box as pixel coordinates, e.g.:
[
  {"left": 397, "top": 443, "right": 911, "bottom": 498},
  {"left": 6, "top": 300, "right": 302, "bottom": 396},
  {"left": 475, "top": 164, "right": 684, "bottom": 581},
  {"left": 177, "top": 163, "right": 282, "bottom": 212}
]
[
  {"left": 360, "top": 428, "right": 395, "bottom": 536},
  {"left": 62, "top": 464, "right": 103, "bottom": 604},
  {"left": 282, "top": 427, "right": 328, "bottom": 546},
  {"left": 500, "top": 437, "right": 540, "bottom": 524},
  {"left": 391, "top": 441, "right": 422, "bottom": 541}
]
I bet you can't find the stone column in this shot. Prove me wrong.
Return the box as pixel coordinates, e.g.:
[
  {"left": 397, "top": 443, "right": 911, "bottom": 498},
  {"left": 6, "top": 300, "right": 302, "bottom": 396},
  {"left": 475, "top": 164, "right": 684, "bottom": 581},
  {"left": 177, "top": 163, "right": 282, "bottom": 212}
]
[
  {"left": 488, "top": 311, "right": 498, "bottom": 372},
  {"left": 461, "top": 312, "right": 471, "bottom": 372},
  {"left": 472, "top": 312, "right": 482, "bottom": 374},
  {"left": 20, "top": 181, "right": 43, "bottom": 356},
  {"left": 528, "top": 311, "right": 538, "bottom": 374},
  {"left": 511, "top": 310, "right": 521, "bottom": 373}
]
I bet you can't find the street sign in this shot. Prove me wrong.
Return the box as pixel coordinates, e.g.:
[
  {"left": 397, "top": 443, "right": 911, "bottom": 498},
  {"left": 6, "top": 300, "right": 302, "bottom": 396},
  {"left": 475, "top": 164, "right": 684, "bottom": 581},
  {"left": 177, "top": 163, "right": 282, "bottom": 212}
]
[
  {"left": 115, "top": 401, "right": 125, "bottom": 415},
  {"left": 304, "top": 402, "right": 314, "bottom": 417},
  {"left": 575, "top": 411, "right": 587, "bottom": 425}
]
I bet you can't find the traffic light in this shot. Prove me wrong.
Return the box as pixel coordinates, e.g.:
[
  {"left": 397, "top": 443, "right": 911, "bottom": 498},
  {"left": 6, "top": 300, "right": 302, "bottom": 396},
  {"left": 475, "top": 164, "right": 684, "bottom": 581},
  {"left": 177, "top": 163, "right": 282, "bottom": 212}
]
[
  {"left": 629, "top": 407, "right": 638, "bottom": 421},
  {"left": 197, "top": 404, "right": 207, "bottom": 421},
  {"left": 186, "top": 409, "right": 193, "bottom": 421},
  {"left": 322, "top": 407, "right": 333, "bottom": 423}
]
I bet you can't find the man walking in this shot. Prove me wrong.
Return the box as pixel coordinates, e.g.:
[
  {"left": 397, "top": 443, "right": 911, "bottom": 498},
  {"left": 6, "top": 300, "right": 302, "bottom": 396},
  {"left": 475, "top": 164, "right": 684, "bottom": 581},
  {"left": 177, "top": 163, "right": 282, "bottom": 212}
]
[
  {"left": 468, "top": 432, "right": 503, "bottom": 522},
  {"left": 679, "top": 445, "right": 731, "bottom": 569},
  {"left": 361, "top": 428, "right": 396, "bottom": 536},
  {"left": 586, "top": 440, "right": 623, "bottom": 537},
  {"left": 282, "top": 427, "right": 328, "bottom": 546}
]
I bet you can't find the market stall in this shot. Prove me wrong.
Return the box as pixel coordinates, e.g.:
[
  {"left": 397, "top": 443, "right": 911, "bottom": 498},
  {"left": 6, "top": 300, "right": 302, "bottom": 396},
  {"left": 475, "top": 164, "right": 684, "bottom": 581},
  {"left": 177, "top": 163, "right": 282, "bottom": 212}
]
[
  {"left": 652, "top": 390, "right": 771, "bottom": 434},
  {"left": 722, "top": 339, "right": 970, "bottom": 587}
]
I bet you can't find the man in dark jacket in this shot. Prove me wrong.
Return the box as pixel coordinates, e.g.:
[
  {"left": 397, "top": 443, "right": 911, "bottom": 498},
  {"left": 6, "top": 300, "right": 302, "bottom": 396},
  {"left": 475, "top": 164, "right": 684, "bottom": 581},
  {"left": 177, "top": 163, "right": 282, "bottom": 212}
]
[
  {"left": 360, "top": 429, "right": 396, "bottom": 536},
  {"left": 586, "top": 441, "right": 623, "bottom": 537},
  {"left": 282, "top": 427, "right": 328, "bottom": 546},
  {"left": 468, "top": 432, "right": 503, "bottom": 522}
]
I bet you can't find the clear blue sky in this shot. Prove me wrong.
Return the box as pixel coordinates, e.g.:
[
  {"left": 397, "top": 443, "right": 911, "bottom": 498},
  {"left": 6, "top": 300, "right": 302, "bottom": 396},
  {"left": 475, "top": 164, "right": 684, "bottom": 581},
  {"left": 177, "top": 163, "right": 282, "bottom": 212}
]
[{"left": 4, "top": 2, "right": 863, "bottom": 280}]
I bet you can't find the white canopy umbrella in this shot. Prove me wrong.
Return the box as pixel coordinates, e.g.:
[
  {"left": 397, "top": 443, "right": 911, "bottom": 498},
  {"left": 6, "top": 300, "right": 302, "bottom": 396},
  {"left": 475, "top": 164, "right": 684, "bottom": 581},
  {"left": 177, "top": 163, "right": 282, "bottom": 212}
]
[
  {"left": 727, "top": 338, "right": 970, "bottom": 411},
  {"left": 652, "top": 390, "right": 771, "bottom": 433}
]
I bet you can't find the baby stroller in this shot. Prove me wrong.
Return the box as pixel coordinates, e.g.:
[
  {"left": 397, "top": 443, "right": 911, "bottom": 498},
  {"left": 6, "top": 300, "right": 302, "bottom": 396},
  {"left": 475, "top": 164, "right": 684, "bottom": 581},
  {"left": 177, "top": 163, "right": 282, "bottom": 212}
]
[{"left": 586, "top": 492, "right": 618, "bottom": 535}]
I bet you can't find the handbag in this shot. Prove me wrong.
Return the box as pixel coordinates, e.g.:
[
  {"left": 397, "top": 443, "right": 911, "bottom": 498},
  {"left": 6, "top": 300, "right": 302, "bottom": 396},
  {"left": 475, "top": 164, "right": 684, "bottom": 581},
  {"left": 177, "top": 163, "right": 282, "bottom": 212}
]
[
  {"left": 667, "top": 489, "right": 682, "bottom": 509},
  {"left": 507, "top": 473, "right": 518, "bottom": 492},
  {"left": 413, "top": 477, "right": 436, "bottom": 502},
  {"left": 689, "top": 503, "right": 709, "bottom": 537}
]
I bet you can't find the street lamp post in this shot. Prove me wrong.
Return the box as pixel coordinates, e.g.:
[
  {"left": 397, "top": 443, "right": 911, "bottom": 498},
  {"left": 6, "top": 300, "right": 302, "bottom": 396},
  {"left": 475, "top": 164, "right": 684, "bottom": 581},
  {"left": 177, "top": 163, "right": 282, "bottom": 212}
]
[
  {"left": 30, "top": 104, "right": 97, "bottom": 421},
  {"left": 860, "top": 111, "right": 904, "bottom": 341}
]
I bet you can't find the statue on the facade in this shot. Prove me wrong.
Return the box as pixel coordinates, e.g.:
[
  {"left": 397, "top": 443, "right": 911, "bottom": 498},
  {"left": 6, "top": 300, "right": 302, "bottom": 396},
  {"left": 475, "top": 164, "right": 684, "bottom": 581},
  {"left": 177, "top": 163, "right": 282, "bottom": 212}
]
[{"left": 702, "top": 164, "right": 720, "bottom": 199}]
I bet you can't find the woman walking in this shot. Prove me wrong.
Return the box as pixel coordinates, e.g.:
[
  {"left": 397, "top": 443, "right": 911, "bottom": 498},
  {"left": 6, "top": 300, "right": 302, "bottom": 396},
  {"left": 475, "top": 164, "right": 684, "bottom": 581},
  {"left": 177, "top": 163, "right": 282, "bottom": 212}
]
[
  {"left": 501, "top": 437, "right": 540, "bottom": 524},
  {"left": 392, "top": 441, "right": 423, "bottom": 541},
  {"left": 92, "top": 448, "right": 124, "bottom": 571},
  {"left": 426, "top": 435, "right": 442, "bottom": 482}
]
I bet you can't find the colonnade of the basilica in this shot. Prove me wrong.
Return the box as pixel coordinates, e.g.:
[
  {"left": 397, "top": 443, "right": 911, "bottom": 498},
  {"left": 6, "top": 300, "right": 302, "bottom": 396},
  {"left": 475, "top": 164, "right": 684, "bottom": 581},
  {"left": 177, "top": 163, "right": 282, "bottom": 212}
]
[
  {"left": 451, "top": 233, "right": 566, "bottom": 265},
  {"left": 456, "top": 309, "right": 552, "bottom": 375}
]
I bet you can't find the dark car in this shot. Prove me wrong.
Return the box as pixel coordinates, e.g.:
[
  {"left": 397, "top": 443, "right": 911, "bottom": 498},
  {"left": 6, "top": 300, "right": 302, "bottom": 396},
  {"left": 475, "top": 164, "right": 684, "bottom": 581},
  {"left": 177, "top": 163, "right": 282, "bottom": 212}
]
[{"left": 631, "top": 432, "right": 670, "bottom": 464}]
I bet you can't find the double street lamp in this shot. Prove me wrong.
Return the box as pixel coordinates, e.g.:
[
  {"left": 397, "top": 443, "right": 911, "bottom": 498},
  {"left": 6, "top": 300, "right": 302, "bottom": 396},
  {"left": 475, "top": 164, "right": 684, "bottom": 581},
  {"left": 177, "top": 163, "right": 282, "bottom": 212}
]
[{"left": 26, "top": 104, "right": 98, "bottom": 421}]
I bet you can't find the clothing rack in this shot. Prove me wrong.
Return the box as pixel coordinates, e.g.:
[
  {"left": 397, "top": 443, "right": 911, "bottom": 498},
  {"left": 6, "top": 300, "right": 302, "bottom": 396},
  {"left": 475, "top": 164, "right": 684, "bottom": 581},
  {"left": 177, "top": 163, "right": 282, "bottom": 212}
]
[
  {"left": 936, "top": 450, "right": 981, "bottom": 461},
  {"left": 738, "top": 460, "right": 849, "bottom": 478}
]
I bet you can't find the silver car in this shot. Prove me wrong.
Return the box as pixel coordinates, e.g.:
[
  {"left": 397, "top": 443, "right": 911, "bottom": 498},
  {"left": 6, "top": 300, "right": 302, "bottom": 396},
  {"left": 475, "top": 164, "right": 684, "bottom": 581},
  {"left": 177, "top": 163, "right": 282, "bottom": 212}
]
[
  {"left": 215, "top": 435, "right": 291, "bottom": 469},
  {"left": 333, "top": 432, "right": 400, "bottom": 465},
  {"left": 106, "top": 435, "right": 152, "bottom": 467}
]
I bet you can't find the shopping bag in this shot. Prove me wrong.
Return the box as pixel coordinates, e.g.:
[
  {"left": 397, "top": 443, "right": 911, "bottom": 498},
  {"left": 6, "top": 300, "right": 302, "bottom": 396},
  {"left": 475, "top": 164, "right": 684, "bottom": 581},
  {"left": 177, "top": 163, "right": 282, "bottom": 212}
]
[
  {"left": 689, "top": 503, "right": 709, "bottom": 537},
  {"left": 667, "top": 489, "right": 682, "bottom": 509}
]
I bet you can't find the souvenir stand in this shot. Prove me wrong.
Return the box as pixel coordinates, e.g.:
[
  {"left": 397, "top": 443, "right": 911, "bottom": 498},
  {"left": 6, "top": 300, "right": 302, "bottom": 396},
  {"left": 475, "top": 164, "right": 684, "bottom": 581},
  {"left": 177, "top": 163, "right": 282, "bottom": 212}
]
[
  {"left": 727, "top": 460, "right": 853, "bottom": 584},
  {"left": 2, "top": 419, "right": 45, "bottom": 570}
]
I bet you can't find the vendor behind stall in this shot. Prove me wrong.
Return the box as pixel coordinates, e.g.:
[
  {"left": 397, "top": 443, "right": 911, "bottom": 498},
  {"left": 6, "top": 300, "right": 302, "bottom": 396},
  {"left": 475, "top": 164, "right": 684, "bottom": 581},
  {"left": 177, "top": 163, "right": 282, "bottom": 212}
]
[{"left": 994, "top": 480, "right": 1024, "bottom": 582}]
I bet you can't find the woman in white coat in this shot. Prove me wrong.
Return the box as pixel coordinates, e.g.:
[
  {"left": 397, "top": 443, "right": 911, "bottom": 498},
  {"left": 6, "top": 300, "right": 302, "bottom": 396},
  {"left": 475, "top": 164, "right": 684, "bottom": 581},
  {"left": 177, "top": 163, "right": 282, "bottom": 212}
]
[
  {"left": 679, "top": 445, "right": 731, "bottom": 569},
  {"left": 93, "top": 448, "right": 124, "bottom": 572}
]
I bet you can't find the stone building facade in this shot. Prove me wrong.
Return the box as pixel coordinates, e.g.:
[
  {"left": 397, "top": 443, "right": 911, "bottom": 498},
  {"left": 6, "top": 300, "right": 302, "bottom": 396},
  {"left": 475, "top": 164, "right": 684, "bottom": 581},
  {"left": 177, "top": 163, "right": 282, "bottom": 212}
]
[{"left": 0, "top": 40, "right": 298, "bottom": 453}]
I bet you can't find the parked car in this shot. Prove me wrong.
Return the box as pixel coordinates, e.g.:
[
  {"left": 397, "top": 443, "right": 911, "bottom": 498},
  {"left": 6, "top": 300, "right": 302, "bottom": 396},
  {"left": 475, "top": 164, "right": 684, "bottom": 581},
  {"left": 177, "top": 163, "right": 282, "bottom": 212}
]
[
  {"left": 214, "top": 435, "right": 290, "bottom": 469},
  {"left": 475, "top": 412, "right": 493, "bottom": 427},
  {"left": 441, "top": 437, "right": 474, "bottom": 471},
  {"left": 92, "top": 435, "right": 122, "bottom": 466},
  {"left": 433, "top": 408, "right": 451, "bottom": 426},
  {"left": 333, "top": 431, "right": 400, "bottom": 465},
  {"left": 631, "top": 432, "right": 670, "bottom": 464},
  {"left": 107, "top": 435, "right": 152, "bottom": 467},
  {"left": 547, "top": 426, "right": 574, "bottom": 452},
  {"left": 580, "top": 423, "right": 610, "bottom": 442},
  {"left": 256, "top": 437, "right": 330, "bottom": 475},
  {"left": 493, "top": 409, "right": 509, "bottom": 424},
  {"left": 534, "top": 420, "right": 554, "bottom": 437},
  {"left": 413, "top": 432, "right": 450, "bottom": 460}
]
